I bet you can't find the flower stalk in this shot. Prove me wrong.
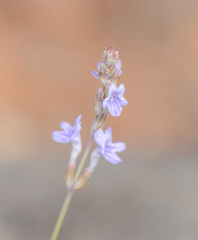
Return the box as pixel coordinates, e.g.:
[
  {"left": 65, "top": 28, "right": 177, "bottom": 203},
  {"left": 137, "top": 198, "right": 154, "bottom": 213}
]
[
  {"left": 51, "top": 45, "right": 127, "bottom": 240},
  {"left": 50, "top": 135, "right": 94, "bottom": 240},
  {"left": 74, "top": 134, "right": 94, "bottom": 183},
  {"left": 50, "top": 190, "right": 73, "bottom": 240}
]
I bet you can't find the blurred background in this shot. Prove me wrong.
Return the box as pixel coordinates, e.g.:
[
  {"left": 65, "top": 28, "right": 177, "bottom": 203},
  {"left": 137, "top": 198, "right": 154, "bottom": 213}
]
[{"left": 1, "top": 0, "right": 198, "bottom": 239}]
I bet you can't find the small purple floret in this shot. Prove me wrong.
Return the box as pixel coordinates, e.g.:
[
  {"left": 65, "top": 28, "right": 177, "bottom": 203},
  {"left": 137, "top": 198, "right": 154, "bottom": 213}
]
[
  {"left": 94, "top": 127, "right": 126, "bottom": 164},
  {"left": 103, "top": 83, "right": 128, "bottom": 117},
  {"left": 91, "top": 60, "right": 122, "bottom": 79},
  {"left": 52, "top": 115, "right": 82, "bottom": 144}
]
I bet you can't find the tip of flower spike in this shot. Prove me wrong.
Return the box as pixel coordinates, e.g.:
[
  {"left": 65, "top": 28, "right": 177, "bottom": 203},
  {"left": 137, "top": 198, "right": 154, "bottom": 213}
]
[
  {"left": 107, "top": 44, "right": 115, "bottom": 52},
  {"left": 102, "top": 45, "right": 116, "bottom": 65}
]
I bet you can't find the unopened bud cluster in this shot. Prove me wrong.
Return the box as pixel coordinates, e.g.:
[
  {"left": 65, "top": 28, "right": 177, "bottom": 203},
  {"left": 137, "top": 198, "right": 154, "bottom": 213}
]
[
  {"left": 99, "top": 45, "right": 120, "bottom": 85},
  {"left": 91, "top": 45, "right": 124, "bottom": 133}
]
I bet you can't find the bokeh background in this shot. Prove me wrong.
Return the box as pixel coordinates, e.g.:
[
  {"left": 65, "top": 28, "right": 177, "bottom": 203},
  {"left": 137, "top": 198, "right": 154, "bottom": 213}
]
[{"left": 1, "top": 1, "right": 198, "bottom": 239}]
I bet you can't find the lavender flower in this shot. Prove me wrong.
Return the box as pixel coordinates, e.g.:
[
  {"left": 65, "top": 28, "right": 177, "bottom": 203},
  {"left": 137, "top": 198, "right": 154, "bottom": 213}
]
[
  {"left": 50, "top": 45, "right": 127, "bottom": 240},
  {"left": 103, "top": 83, "right": 128, "bottom": 117},
  {"left": 52, "top": 115, "right": 82, "bottom": 144},
  {"left": 91, "top": 60, "right": 122, "bottom": 79},
  {"left": 94, "top": 127, "right": 126, "bottom": 164}
]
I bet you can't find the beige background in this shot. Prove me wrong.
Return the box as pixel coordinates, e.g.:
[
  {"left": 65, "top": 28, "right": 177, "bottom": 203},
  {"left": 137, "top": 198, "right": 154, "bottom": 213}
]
[{"left": 1, "top": 1, "right": 198, "bottom": 239}]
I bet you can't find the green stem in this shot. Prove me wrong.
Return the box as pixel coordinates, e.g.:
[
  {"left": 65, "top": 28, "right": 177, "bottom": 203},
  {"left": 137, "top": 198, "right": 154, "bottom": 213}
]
[
  {"left": 74, "top": 134, "right": 94, "bottom": 182},
  {"left": 50, "top": 190, "right": 73, "bottom": 240},
  {"left": 50, "top": 134, "right": 94, "bottom": 240}
]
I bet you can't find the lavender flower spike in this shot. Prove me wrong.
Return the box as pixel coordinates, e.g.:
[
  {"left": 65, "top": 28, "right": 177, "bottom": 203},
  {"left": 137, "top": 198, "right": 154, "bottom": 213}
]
[
  {"left": 103, "top": 83, "right": 128, "bottom": 117},
  {"left": 91, "top": 60, "right": 122, "bottom": 79},
  {"left": 94, "top": 127, "right": 126, "bottom": 164}
]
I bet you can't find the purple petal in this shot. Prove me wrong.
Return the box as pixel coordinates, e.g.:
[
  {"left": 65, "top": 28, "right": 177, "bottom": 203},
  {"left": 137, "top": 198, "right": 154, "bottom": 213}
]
[
  {"left": 118, "top": 97, "right": 128, "bottom": 106},
  {"left": 103, "top": 151, "right": 122, "bottom": 164},
  {"left": 97, "top": 61, "right": 103, "bottom": 71},
  {"left": 102, "top": 98, "right": 110, "bottom": 109},
  {"left": 117, "top": 84, "right": 125, "bottom": 98},
  {"left": 70, "top": 115, "right": 82, "bottom": 141},
  {"left": 60, "top": 122, "right": 73, "bottom": 135},
  {"left": 108, "top": 83, "right": 118, "bottom": 97},
  {"left": 52, "top": 131, "right": 70, "bottom": 143},
  {"left": 109, "top": 100, "right": 122, "bottom": 117},
  {"left": 108, "top": 142, "right": 126, "bottom": 153},
  {"left": 118, "top": 69, "right": 122, "bottom": 76},
  {"left": 94, "top": 129, "right": 105, "bottom": 150},
  {"left": 104, "top": 127, "right": 112, "bottom": 146},
  {"left": 74, "top": 115, "right": 82, "bottom": 132},
  {"left": 116, "top": 59, "right": 122, "bottom": 70},
  {"left": 91, "top": 70, "right": 99, "bottom": 79}
]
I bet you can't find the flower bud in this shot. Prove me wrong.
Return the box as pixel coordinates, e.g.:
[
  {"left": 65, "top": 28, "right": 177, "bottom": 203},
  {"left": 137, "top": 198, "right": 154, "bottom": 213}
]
[
  {"left": 102, "top": 80, "right": 111, "bottom": 99},
  {"left": 99, "top": 63, "right": 107, "bottom": 85},
  {"left": 103, "top": 45, "right": 116, "bottom": 65},
  {"left": 64, "top": 161, "right": 75, "bottom": 188},
  {"left": 115, "top": 51, "right": 119, "bottom": 64},
  {"left": 107, "top": 61, "right": 115, "bottom": 75},
  {"left": 91, "top": 109, "right": 108, "bottom": 134},
  {"left": 94, "top": 88, "right": 103, "bottom": 114},
  {"left": 102, "top": 51, "right": 107, "bottom": 63},
  {"left": 110, "top": 68, "right": 119, "bottom": 84},
  {"left": 106, "top": 45, "right": 115, "bottom": 64}
]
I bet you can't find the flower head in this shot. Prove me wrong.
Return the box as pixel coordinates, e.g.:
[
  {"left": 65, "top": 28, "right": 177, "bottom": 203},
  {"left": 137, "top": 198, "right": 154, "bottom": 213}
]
[
  {"left": 102, "top": 83, "right": 128, "bottom": 117},
  {"left": 52, "top": 115, "right": 82, "bottom": 144},
  {"left": 94, "top": 127, "right": 126, "bottom": 164},
  {"left": 91, "top": 60, "right": 122, "bottom": 80}
]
